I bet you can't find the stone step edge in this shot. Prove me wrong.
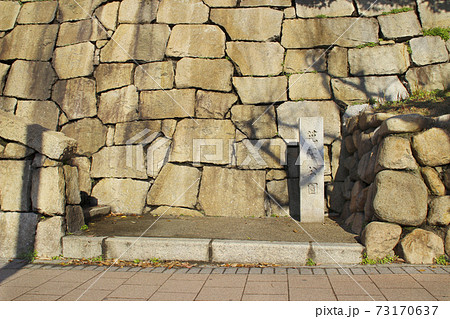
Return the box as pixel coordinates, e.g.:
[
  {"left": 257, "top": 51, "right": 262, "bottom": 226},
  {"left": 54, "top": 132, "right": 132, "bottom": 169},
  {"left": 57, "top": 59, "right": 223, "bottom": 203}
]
[{"left": 62, "top": 236, "right": 364, "bottom": 266}]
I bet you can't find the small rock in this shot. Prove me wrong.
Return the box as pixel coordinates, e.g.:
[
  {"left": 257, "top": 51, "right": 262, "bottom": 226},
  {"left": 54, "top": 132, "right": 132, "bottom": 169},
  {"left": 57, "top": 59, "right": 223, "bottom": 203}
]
[
  {"left": 400, "top": 229, "right": 445, "bottom": 264},
  {"left": 362, "top": 221, "right": 402, "bottom": 260},
  {"left": 373, "top": 114, "right": 428, "bottom": 141},
  {"left": 427, "top": 196, "right": 450, "bottom": 226},
  {"left": 421, "top": 167, "right": 446, "bottom": 196},
  {"left": 375, "top": 136, "right": 418, "bottom": 173},
  {"left": 147, "top": 137, "right": 171, "bottom": 178}
]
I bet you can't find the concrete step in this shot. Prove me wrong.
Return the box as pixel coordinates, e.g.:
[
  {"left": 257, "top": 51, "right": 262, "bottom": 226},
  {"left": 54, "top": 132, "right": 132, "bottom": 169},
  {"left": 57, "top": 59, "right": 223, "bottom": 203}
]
[{"left": 62, "top": 235, "right": 364, "bottom": 266}]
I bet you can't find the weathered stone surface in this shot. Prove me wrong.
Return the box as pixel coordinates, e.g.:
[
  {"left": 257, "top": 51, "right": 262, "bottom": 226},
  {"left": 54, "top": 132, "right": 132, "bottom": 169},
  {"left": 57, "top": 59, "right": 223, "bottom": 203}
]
[
  {"left": 171, "top": 119, "right": 235, "bottom": 164},
  {"left": 118, "top": 0, "right": 159, "bottom": 23},
  {"left": 161, "top": 120, "right": 177, "bottom": 138},
  {"left": 211, "top": 8, "right": 283, "bottom": 41},
  {"left": 196, "top": 91, "right": 237, "bottom": 119},
  {"left": 147, "top": 136, "right": 171, "bottom": 178},
  {"left": 52, "top": 78, "right": 97, "bottom": 121},
  {"left": 68, "top": 157, "right": 92, "bottom": 198},
  {"left": 0, "top": 97, "right": 15, "bottom": 113},
  {"left": 332, "top": 139, "right": 348, "bottom": 181},
  {"left": 34, "top": 216, "right": 65, "bottom": 258},
  {"left": 157, "top": 0, "right": 209, "bottom": 24},
  {"left": 134, "top": 61, "right": 173, "bottom": 91},
  {"left": 373, "top": 170, "right": 428, "bottom": 226},
  {"left": 149, "top": 206, "right": 203, "bottom": 217},
  {"left": 267, "top": 179, "right": 289, "bottom": 217},
  {"left": 98, "top": 85, "right": 139, "bottom": 124},
  {"left": 0, "top": 63, "right": 9, "bottom": 94},
  {"left": 351, "top": 212, "right": 365, "bottom": 235},
  {"left": 0, "top": 212, "right": 39, "bottom": 258},
  {"left": 0, "top": 24, "right": 58, "bottom": 61},
  {"left": 400, "top": 229, "right": 445, "bottom": 264},
  {"left": 167, "top": 25, "right": 225, "bottom": 58},
  {"left": 422, "top": 167, "right": 446, "bottom": 196},
  {"left": 282, "top": 18, "right": 378, "bottom": 48},
  {"left": 406, "top": 63, "right": 450, "bottom": 91},
  {"left": 359, "top": 112, "right": 393, "bottom": 130},
  {"left": 361, "top": 221, "right": 402, "bottom": 260},
  {"left": 296, "top": 0, "right": 355, "bottom": 17},
  {"left": 95, "top": 1, "right": 119, "bottom": 30},
  {"left": 267, "top": 170, "right": 287, "bottom": 181},
  {"left": 53, "top": 42, "right": 95, "bottom": 79},
  {"left": 57, "top": 0, "right": 106, "bottom": 22},
  {"left": 15, "top": 101, "right": 59, "bottom": 131},
  {"left": 412, "top": 127, "right": 450, "bottom": 167},
  {"left": 355, "top": 0, "right": 416, "bottom": 17},
  {"left": 114, "top": 121, "right": 161, "bottom": 146},
  {"left": 349, "top": 44, "right": 410, "bottom": 76},
  {"left": 236, "top": 139, "right": 286, "bottom": 169},
  {"left": 284, "top": 49, "right": 327, "bottom": 73},
  {"left": 64, "top": 166, "right": 81, "bottom": 205},
  {"left": 417, "top": 0, "right": 450, "bottom": 29},
  {"left": 242, "top": 0, "right": 290, "bottom": 6},
  {"left": 349, "top": 180, "right": 365, "bottom": 213},
  {"left": 284, "top": 6, "right": 296, "bottom": 18},
  {"left": 277, "top": 101, "right": 341, "bottom": 144},
  {"left": 0, "top": 2, "right": 20, "bottom": 30},
  {"left": 332, "top": 76, "right": 408, "bottom": 104},
  {"left": 95, "top": 63, "right": 134, "bottom": 93},
  {"left": 0, "top": 111, "right": 77, "bottom": 160},
  {"left": 140, "top": 89, "right": 196, "bottom": 119},
  {"left": 17, "top": 1, "right": 58, "bottom": 24},
  {"left": 4, "top": 61, "right": 56, "bottom": 100},
  {"left": 326, "top": 182, "right": 345, "bottom": 213},
  {"left": 32, "top": 167, "right": 66, "bottom": 216},
  {"left": 375, "top": 136, "right": 418, "bottom": 173},
  {"left": 233, "top": 77, "right": 287, "bottom": 104},
  {"left": 410, "top": 36, "right": 448, "bottom": 66},
  {"left": 428, "top": 196, "right": 450, "bottom": 226},
  {"left": 0, "top": 160, "right": 32, "bottom": 212},
  {"left": 91, "top": 146, "right": 147, "bottom": 179},
  {"left": 199, "top": 167, "right": 266, "bottom": 217},
  {"left": 83, "top": 206, "right": 111, "bottom": 220},
  {"left": 32, "top": 154, "right": 62, "bottom": 168},
  {"left": 357, "top": 145, "right": 377, "bottom": 184},
  {"left": 101, "top": 24, "right": 170, "bottom": 62},
  {"left": 92, "top": 178, "right": 149, "bottom": 215},
  {"left": 227, "top": 42, "right": 284, "bottom": 76},
  {"left": 231, "top": 105, "right": 277, "bottom": 139},
  {"left": 61, "top": 118, "right": 107, "bottom": 157},
  {"left": 373, "top": 114, "right": 428, "bottom": 142},
  {"left": 57, "top": 20, "right": 108, "bottom": 46},
  {"left": 289, "top": 73, "right": 332, "bottom": 100},
  {"left": 148, "top": 164, "right": 201, "bottom": 208},
  {"left": 377, "top": 11, "right": 422, "bottom": 39},
  {"left": 176, "top": 58, "right": 233, "bottom": 92},
  {"left": 203, "top": 0, "right": 236, "bottom": 7},
  {"left": 0, "top": 143, "right": 35, "bottom": 159},
  {"left": 345, "top": 135, "right": 356, "bottom": 154}
]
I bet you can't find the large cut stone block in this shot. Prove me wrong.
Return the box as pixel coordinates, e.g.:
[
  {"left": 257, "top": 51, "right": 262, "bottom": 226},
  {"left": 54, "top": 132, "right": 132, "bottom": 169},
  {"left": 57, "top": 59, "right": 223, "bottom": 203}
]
[
  {"left": 0, "top": 25, "right": 58, "bottom": 61},
  {"left": 95, "top": 1, "right": 119, "bottom": 30},
  {"left": 100, "top": 24, "right": 170, "bottom": 62},
  {"left": 91, "top": 146, "right": 147, "bottom": 179},
  {"left": 428, "top": 196, "right": 450, "bottom": 226},
  {"left": 196, "top": 91, "right": 238, "bottom": 119},
  {"left": 0, "top": 111, "right": 77, "bottom": 160},
  {"left": 4, "top": 61, "right": 56, "bottom": 100},
  {"left": 58, "top": 0, "right": 107, "bottom": 22},
  {"left": 61, "top": 118, "right": 107, "bottom": 156},
  {"left": 377, "top": 11, "right": 422, "bottom": 39},
  {"left": 62, "top": 236, "right": 105, "bottom": 259},
  {"left": 204, "top": 0, "right": 237, "bottom": 7},
  {"left": 18, "top": 1, "right": 58, "bottom": 24},
  {"left": 0, "top": 212, "right": 39, "bottom": 258},
  {"left": 134, "top": 61, "right": 174, "bottom": 91},
  {"left": 328, "top": 46, "right": 348, "bottom": 77},
  {"left": 348, "top": 44, "right": 410, "bottom": 76},
  {"left": 66, "top": 205, "right": 85, "bottom": 233},
  {"left": 95, "top": 63, "right": 134, "bottom": 93},
  {"left": 64, "top": 166, "right": 81, "bottom": 205},
  {"left": 355, "top": 0, "right": 416, "bottom": 17},
  {"left": 0, "top": 160, "right": 32, "bottom": 212},
  {"left": 412, "top": 127, "right": 450, "bottom": 167},
  {"left": 406, "top": 63, "right": 450, "bottom": 92},
  {"left": 231, "top": 105, "right": 277, "bottom": 139},
  {"left": 289, "top": 73, "right": 332, "bottom": 100},
  {"left": 281, "top": 18, "right": 378, "bottom": 48},
  {"left": 296, "top": 0, "right": 355, "bottom": 17},
  {"left": 98, "top": 86, "right": 139, "bottom": 124},
  {"left": 32, "top": 167, "right": 66, "bottom": 216},
  {"left": 91, "top": 178, "right": 150, "bottom": 215},
  {"left": 140, "top": 89, "right": 196, "bottom": 119},
  {"left": 277, "top": 101, "right": 341, "bottom": 144},
  {"left": 375, "top": 136, "right": 418, "bottom": 173},
  {"left": 400, "top": 229, "right": 445, "bottom": 264},
  {"left": 421, "top": 167, "right": 446, "bottom": 196},
  {"left": 34, "top": 216, "right": 65, "bottom": 258},
  {"left": 236, "top": 139, "right": 286, "bottom": 169},
  {"left": 226, "top": 42, "right": 284, "bottom": 76},
  {"left": 157, "top": 0, "right": 209, "bottom": 24},
  {"left": 233, "top": 77, "right": 287, "bottom": 104},
  {"left": 0, "top": 1, "right": 20, "bottom": 31},
  {"left": 284, "top": 49, "right": 327, "bottom": 74},
  {"left": 147, "top": 137, "right": 172, "bottom": 178},
  {"left": 210, "top": 8, "right": 283, "bottom": 41},
  {"left": 114, "top": 120, "right": 161, "bottom": 145},
  {"left": 118, "top": 0, "right": 159, "bottom": 23},
  {"left": 171, "top": 119, "right": 235, "bottom": 164},
  {"left": 241, "top": 0, "right": 290, "bottom": 6},
  {"left": 175, "top": 58, "right": 233, "bottom": 92},
  {"left": 198, "top": 167, "right": 266, "bottom": 217},
  {"left": 57, "top": 20, "right": 108, "bottom": 47},
  {"left": 410, "top": 36, "right": 449, "bottom": 66},
  {"left": 15, "top": 101, "right": 59, "bottom": 131},
  {"left": 0, "top": 63, "right": 9, "bottom": 95},
  {"left": 361, "top": 221, "right": 402, "bottom": 260},
  {"left": 167, "top": 25, "right": 225, "bottom": 58},
  {"left": 417, "top": 0, "right": 450, "bottom": 29},
  {"left": 53, "top": 42, "right": 95, "bottom": 79},
  {"left": 68, "top": 157, "right": 92, "bottom": 198},
  {"left": 52, "top": 78, "right": 97, "bottom": 121},
  {"left": 373, "top": 170, "right": 428, "bottom": 226},
  {"left": 147, "top": 164, "right": 201, "bottom": 208}
]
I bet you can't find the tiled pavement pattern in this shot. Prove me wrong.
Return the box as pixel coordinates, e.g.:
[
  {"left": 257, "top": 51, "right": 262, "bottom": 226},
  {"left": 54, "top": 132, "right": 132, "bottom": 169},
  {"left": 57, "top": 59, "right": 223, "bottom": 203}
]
[{"left": 0, "top": 262, "right": 449, "bottom": 301}]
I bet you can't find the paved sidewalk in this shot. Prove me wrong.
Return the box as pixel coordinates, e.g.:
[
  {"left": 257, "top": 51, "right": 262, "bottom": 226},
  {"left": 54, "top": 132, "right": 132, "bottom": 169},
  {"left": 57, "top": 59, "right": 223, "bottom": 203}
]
[{"left": 1, "top": 262, "right": 449, "bottom": 301}]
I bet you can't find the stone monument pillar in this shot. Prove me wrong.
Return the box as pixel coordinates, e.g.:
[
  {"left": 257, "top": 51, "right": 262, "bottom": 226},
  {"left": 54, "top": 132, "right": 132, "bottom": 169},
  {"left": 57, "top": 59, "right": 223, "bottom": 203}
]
[{"left": 298, "top": 117, "right": 324, "bottom": 223}]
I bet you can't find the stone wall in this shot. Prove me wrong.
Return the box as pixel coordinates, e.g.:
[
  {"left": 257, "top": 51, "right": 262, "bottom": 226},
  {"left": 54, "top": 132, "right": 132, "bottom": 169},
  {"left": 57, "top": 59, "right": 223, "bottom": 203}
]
[
  {"left": 339, "top": 110, "right": 450, "bottom": 264},
  {"left": 0, "top": 1, "right": 449, "bottom": 239}
]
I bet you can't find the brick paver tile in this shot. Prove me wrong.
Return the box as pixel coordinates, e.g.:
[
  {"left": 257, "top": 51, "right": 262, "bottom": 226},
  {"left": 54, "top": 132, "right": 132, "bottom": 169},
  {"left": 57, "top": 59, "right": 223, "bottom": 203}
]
[
  {"left": 410, "top": 274, "right": 450, "bottom": 282},
  {"left": 327, "top": 274, "right": 372, "bottom": 283},
  {"left": 14, "top": 294, "right": 61, "bottom": 301},
  {"left": 376, "top": 267, "right": 393, "bottom": 274},
  {"left": 224, "top": 268, "right": 237, "bottom": 274},
  {"left": 436, "top": 296, "right": 450, "bottom": 301},
  {"left": 108, "top": 284, "right": 158, "bottom": 299},
  {"left": 287, "top": 268, "right": 299, "bottom": 275},
  {"left": 58, "top": 289, "right": 112, "bottom": 301},
  {"left": 337, "top": 268, "right": 351, "bottom": 275},
  {"left": 236, "top": 268, "right": 249, "bottom": 274},
  {"left": 244, "top": 281, "right": 288, "bottom": 295},
  {"left": 363, "top": 268, "right": 379, "bottom": 275},
  {"left": 115, "top": 267, "right": 132, "bottom": 272},
  {"left": 331, "top": 280, "right": 382, "bottom": 296},
  {"left": 415, "top": 267, "right": 434, "bottom": 274},
  {"left": 380, "top": 288, "right": 437, "bottom": 301},
  {"left": 289, "top": 288, "right": 336, "bottom": 301},
  {"left": 299, "top": 268, "right": 313, "bottom": 275},
  {"left": 288, "top": 275, "right": 331, "bottom": 288},
  {"left": 28, "top": 281, "right": 81, "bottom": 295},
  {"left": 311, "top": 268, "right": 325, "bottom": 275},
  {"left": 369, "top": 274, "right": 422, "bottom": 289},
  {"left": 77, "top": 278, "right": 128, "bottom": 291},
  {"left": 430, "top": 267, "right": 448, "bottom": 274},
  {"left": 211, "top": 268, "right": 225, "bottom": 274},
  {"left": 169, "top": 273, "right": 209, "bottom": 281},
  {"left": 274, "top": 268, "right": 287, "bottom": 275},
  {"left": 101, "top": 271, "right": 135, "bottom": 279},
  {"left": 249, "top": 268, "right": 262, "bottom": 274},
  {"left": 149, "top": 292, "right": 197, "bottom": 301},
  {"left": 187, "top": 267, "right": 201, "bottom": 274},
  {"left": 199, "top": 268, "right": 213, "bottom": 275},
  {"left": 0, "top": 286, "right": 32, "bottom": 301},
  {"left": 402, "top": 267, "right": 420, "bottom": 274},
  {"left": 50, "top": 270, "right": 99, "bottom": 283},
  {"left": 247, "top": 274, "right": 287, "bottom": 282},
  {"left": 337, "top": 294, "right": 386, "bottom": 301},
  {"left": 162, "top": 268, "right": 177, "bottom": 274},
  {"left": 261, "top": 268, "right": 274, "bottom": 274},
  {"left": 204, "top": 274, "right": 247, "bottom": 288},
  {"left": 418, "top": 282, "right": 450, "bottom": 298},
  {"left": 325, "top": 268, "right": 339, "bottom": 275},
  {"left": 196, "top": 287, "right": 243, "bottom": 301},
  {"left": 388, "top": 267, "right": 406, "bottom": 274},
  {"left": 139, "top": 267, "right": 155, "bottom": 273},
  {"left": 124, "top": 273, "right": 170, "bottom": 286},
  {"left": 350, "top": 268, "right": 365, "bottom": 275},
  {"left": 2, "top": 274, "right": 53, "bottom": 288},
  {"left": 0, "top": 269, "right": 33, "bottom": 284},
  {"left": 103, "top": 297, "right": 146, "bottom": 301},
  {"left": 242, "top": 294, "right": 288, "bottom": 301},
  {"left": 173, "top": 268, "right": 189, "bottom": 274},
  {"left": 158, "top": 280, "right": 205, "bottom": 294}
]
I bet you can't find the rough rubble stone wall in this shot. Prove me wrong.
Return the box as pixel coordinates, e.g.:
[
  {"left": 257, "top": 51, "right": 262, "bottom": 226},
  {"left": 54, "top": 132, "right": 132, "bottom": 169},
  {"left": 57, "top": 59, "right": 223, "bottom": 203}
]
[
  {"left": 0, "top": 1, "right": 449, "bottom": 229},
  {"left": 339, "top": 110, "right": 450, "bottom": 264}
]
